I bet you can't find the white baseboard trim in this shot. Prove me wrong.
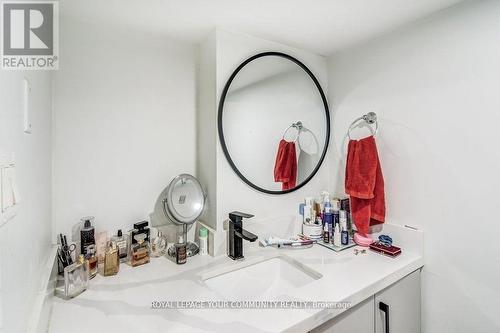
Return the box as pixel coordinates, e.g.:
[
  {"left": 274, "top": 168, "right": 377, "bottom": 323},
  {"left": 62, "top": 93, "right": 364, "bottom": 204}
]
[{"left": 27, "top": 245, "right": 58, "bottom": 333}]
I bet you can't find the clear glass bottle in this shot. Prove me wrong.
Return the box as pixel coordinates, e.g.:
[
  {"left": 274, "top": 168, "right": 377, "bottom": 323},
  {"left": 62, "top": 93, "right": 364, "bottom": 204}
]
[
  {"left": 104, "top": 241, "right": 120, "bottom": 276},
  {"left": 130, "top": 233, "right": 150, "bottom": 267},
  {"left": 64, "top": 255, "right": 89, "bottom": 298},
  {"left": 95, "top": 231, "right": 109, "bottom": 264},
  {"left": 150, "top": 229, "right": 168, "bottom": 257},
  {"left": 85, "top": 244, "right": 98, "bottom": 279},
  {"left": 111, "top": 229, "right": 128, "bottom": 263}
]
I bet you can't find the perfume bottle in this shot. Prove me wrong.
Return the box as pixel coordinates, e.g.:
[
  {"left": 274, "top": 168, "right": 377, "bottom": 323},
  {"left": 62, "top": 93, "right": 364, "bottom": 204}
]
[
  {"left": 150, "top": 229, "right": 168, "bottom": 257},
  {"left": 111, "top": 229, "right": 128, "bottom": 262},
  {"left": 64, "top": 255, "right": 89, "bottom": 298},
  {"left": 104, "top": 241, "right": 120, "bottom": 276},
  {"left": 131, "top": 221, "right": 150, "bottom": 244},
  {"left": 130, "top": 233, "right": 150, "bottom": 267},
  {"left": 85, "top": 244, "right": 98, "bottom": 279},
  {"left": 95, "top": 230, "right": 109, "bottom": 264},
  {"left": 175, "top": 235, "right": 187, "bottom": 265}
]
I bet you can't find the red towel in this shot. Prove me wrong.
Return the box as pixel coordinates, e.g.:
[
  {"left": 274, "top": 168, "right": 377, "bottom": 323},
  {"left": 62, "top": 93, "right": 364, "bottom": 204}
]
[
  {"left": 345, "top": 136, "right": 385, "bottom": 234},
  {"left": 274, "top": 139, "right": 297, "bottom": 190}
]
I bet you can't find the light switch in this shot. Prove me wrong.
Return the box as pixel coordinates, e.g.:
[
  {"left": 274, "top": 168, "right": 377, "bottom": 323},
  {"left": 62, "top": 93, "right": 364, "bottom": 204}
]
[
  {"left": 1, "top": 167, "right": 14, "bottom": 211},
  {"left": 1, "top": 165, "right": 19, "bottom": 224},
  {"left": 23, "top": 78, "right": 32, "bottom": 134},
  {"left": 11, "top": 169, "right": 20, "bottom": 205}
]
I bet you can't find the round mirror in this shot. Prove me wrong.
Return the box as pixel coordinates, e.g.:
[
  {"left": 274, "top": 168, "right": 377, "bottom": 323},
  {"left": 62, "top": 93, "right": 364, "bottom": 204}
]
[
  {"left": 163, "top": 174, "right": 205, "bottom": 225},
  {"left": 218, "top": 52, "right": 330, "bottom": 194},
  {"left": 155, "top": 174, "right": 206, "bottom": 257}
]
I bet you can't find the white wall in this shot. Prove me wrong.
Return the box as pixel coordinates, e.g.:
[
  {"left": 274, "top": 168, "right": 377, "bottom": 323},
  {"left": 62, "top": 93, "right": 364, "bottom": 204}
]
[
  {"left": 0, "top": 70, "right": 52, "bottom": 333},
  {"left": 196, "top": 33, "right": 217, "bottom": 231},
  {"left": 213, "top": 30, "right": 330, "bottom": 255},
  {"left": 53, "top": 17, "right": 197, "bottom": 240},
  {"left": 327, "top": 1, "right": 500, "bottom": 332}
]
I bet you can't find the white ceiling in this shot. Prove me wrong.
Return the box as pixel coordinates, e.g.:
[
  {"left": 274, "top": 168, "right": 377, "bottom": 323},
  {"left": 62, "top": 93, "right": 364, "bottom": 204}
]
[{"left": 61, "top": 0, "right": 464, "bottom": 56}]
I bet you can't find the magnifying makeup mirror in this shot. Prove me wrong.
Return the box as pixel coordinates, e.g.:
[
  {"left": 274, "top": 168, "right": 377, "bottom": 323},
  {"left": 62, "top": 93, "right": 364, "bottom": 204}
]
[{"left": 152, "top": 174, "right": 206, "bottom": 257}]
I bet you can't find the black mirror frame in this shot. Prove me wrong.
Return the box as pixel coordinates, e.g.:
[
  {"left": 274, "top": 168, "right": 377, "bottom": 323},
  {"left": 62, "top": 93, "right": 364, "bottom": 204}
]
[{"left": 217, "top": 52, "right": 330, "bottom": 195}]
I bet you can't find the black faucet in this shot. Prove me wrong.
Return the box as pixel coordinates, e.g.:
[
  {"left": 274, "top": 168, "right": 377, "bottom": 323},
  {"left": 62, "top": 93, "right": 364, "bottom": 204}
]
[{"left": 228, "top": 211, "right": 258, "bottom": 260}]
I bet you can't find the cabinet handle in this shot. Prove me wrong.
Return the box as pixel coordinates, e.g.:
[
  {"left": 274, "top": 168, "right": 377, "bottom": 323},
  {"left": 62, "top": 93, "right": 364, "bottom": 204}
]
[{"left": 379, "top": 302, "right": 390, "bottom": 333}]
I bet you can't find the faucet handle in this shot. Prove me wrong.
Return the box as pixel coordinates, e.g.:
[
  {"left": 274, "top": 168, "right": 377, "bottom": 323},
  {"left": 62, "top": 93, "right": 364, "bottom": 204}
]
[{"left": 229, "top": 211, "right": 254, "bottom": 223}]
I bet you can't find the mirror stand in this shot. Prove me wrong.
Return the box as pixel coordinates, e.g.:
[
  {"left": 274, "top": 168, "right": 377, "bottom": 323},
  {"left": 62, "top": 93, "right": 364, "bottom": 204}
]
[{"left": 182, "top": 223, "right": 199, "bottom": 257}]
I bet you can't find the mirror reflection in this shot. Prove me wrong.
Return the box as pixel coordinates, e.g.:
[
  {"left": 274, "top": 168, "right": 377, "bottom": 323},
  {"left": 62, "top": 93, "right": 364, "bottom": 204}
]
[{"left": 219, "top": 53, "right": 330, "bottom": 194}]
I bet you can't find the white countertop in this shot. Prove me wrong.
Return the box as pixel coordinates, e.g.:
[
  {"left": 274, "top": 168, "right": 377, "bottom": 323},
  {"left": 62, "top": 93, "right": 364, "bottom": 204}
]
[{"left": 48, "top": 242, "right": 423, "bottom": 333}]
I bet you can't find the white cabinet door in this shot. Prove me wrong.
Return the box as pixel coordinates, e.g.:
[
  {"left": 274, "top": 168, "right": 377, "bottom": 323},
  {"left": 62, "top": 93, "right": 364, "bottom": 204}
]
[
  {"left": 375, "top": 269, "right": 421, "bottom": 333},
  {"left": 311, "top": 296, "right": 375, "bottom": 333}
]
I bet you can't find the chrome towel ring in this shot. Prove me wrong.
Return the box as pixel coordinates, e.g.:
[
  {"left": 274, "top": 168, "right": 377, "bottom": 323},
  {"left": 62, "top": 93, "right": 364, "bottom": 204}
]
[
  {"left": 347, "top": 112, "right": 378, "bottom": 140},
  {"left": 282, "top": 121, "right": 303, "bottom": 142}
]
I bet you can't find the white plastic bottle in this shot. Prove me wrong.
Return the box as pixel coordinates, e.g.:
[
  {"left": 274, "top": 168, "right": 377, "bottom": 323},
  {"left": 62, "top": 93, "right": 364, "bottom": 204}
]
[
  {"left": 333, "top": 222, "right": 341, "bottom": 247},
  {"left": 340, "top": 210, "right": 349, "bottom": 245},
  {"left": 199, "top": 227, "right": 208, "bottom": 255},
  {"left": 303, "top": 197, "right": 314, "bottom": 224}
]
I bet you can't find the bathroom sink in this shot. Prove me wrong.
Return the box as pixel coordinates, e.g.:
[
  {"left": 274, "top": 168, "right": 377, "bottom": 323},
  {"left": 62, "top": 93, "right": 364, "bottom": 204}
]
[{"left": 202, "top": 255, "right": 322, "bottom": 300}]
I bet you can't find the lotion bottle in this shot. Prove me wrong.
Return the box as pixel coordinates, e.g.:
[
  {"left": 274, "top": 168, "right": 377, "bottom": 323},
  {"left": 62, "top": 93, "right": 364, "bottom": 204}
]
[
  {"left": 340, "top": 210, "right": 349, "bottom": 245},
  {"left": 303, "top": 197, "right": 313, "bottom": 223},
  {"left": 323, "top": 222, "right": 330, "bottom": 243},
  {"left": 80, "top": 217, "right": 95, "bottom": 256},
  {"left": 199, "top": 227, "right": 208, "bottom": 256},
  {"left": 323, "top": 196, "right": 333, "bottom": 238},
  {"left": 334, "top": 222, "right": 341, "bottom": 247}
]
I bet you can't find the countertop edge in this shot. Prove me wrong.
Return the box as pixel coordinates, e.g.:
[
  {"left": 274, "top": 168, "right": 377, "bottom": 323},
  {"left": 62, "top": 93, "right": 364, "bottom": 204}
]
[{"left": 282, "top": 256, "right": 424, "bottom": 333}]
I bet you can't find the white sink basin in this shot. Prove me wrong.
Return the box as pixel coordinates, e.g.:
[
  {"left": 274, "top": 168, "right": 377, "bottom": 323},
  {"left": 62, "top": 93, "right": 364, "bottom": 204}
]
[{"left": 202, "top": 254, "right": 322, "bottom": 300}]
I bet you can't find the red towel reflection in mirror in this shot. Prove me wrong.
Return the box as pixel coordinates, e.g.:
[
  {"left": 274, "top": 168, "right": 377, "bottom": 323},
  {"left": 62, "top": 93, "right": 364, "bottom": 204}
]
[{"left": 274, "top": 139, "right": 297, "bottom": 190}]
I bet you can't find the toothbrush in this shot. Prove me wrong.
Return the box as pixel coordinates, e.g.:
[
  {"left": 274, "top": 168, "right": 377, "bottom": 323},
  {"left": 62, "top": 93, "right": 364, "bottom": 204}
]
[{"left": 260, "top": 236, "right": 314, "bottom": 247}]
